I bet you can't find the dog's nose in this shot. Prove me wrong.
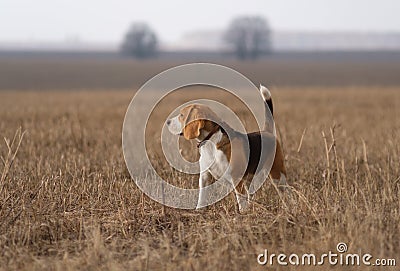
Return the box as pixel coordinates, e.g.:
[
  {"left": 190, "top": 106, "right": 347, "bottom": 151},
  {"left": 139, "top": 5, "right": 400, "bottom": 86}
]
[{"left": 166, "top": 119, "right": 171, "bottom": 125}]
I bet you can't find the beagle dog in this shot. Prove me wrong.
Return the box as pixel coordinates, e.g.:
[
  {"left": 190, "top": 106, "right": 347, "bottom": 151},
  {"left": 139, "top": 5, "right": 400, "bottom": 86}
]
[{"left": 167, "top": 85, "right": 287, "bottom": 212}]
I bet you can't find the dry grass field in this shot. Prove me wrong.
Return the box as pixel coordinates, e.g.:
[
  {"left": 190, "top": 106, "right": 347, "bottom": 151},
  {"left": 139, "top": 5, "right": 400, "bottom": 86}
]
[{"left": 0, "top": 57, "right": 399, "bottom": 270}]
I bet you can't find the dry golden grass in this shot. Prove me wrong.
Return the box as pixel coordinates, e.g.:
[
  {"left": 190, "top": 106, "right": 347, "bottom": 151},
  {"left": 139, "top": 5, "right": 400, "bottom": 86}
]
[{"left": 0, "top": 87, "right": 399, "bottom": 270}]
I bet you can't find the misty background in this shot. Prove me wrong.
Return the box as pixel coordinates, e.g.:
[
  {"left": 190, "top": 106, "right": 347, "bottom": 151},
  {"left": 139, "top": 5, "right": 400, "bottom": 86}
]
[
  {"left": 1, "top": 0, "right": 400, "bottom": 90},
  {"left": 1, "top": 0, "right": 400, "bottom": 52}
]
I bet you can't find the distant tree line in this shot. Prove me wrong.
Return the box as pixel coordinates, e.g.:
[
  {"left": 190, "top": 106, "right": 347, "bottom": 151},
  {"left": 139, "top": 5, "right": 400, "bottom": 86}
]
[{"left": 121, "top": 16, "right": 271, "bottom": 59}]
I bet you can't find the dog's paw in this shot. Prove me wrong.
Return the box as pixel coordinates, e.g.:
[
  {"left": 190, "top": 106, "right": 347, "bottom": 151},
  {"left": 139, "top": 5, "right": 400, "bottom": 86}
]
[
  {"left": 237, "top": 196, "right": 251, "bottom": 214},
  {"left": 238, "top": 203, "right": 252, "bottom": 214}
]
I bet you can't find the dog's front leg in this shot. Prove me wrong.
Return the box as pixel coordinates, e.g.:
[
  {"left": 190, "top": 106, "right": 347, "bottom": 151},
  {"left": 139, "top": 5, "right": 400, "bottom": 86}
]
[
  {"left": 196, "top": 170, "right": 212, "bottom": 209},
  {"left": 196, "top": 142, "right": 218, "bottom": 209}
]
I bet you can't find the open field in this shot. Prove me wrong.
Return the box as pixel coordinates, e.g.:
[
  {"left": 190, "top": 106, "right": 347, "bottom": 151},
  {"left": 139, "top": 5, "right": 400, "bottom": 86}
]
[
  {"left": 1, "top": 51, "right": 400, "bottom": 90},
  {"left": 0, "top": 84, "right": 399, "bottom": 270}
]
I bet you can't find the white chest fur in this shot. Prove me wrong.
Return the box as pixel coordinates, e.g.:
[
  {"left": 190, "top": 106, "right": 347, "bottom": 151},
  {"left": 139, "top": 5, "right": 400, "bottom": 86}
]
[{"left": 198, "top": 130, "right": 230, "bottom": 180}]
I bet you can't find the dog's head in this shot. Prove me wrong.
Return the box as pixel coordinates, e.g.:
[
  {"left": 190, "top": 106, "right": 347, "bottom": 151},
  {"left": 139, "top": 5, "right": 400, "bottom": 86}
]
[{"left": 166, "top": 104, "right": 221, "bottom": 140}]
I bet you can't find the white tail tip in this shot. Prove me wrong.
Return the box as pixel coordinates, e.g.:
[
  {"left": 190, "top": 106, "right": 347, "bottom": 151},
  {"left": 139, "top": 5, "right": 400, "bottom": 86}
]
[{"left": 259, "top": 84, "right": 271, "bottom": 100}]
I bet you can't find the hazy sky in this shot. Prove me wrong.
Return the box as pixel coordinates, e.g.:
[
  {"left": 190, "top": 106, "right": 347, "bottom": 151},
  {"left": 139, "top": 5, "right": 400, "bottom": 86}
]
[{"left": 1, "top": 0, "right": 399, "bottom": 43}]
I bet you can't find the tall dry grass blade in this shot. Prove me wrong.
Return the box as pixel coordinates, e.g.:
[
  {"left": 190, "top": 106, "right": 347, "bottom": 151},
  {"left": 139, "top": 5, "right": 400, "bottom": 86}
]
[
  {"left": 330, "top": 125, "right": 341, "bottom": 184},
  {"left": 361, "top": 138, "right": 372, "bottom": 180},
  {"left": 290, "top": 187, "right": 322, "bottom": 226},
  {"left": 321, "top": 130, "right": 331, "bottom": 183},
  {"left": 161, "top": 180, "right": 166, "bottom": 216},
  {"left": 268, "top": 178, "right": 293, "bottom": 218},
  {"left": 296, "top": 128, "right": 307, "bottom": 153},
  {"left": 0, "top": 128, "right": 26, "bottom": 192}
]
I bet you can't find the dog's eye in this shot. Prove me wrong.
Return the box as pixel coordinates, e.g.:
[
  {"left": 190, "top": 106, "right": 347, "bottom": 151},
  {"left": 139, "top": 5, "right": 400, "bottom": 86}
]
[{"left": 179, "top": 113, "right": 183, "bottom": 118}]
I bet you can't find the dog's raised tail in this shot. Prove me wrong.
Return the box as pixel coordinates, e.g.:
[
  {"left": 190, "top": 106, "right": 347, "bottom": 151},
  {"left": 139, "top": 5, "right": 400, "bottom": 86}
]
[
  {"left": 259, "top": 84, "right": 274, "bottom": 131},
  {"left": 259, "top": 84, "right": 273, "bottom": 116}
]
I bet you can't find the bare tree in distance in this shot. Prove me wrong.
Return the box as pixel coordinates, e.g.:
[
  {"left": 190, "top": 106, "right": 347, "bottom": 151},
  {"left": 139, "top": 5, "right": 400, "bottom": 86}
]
[
  {"left": 224, "top": 16, "right": 271, "bottom": 60},
  {"left": 121, "top": 22, "right": 158, "bottom": 58}
]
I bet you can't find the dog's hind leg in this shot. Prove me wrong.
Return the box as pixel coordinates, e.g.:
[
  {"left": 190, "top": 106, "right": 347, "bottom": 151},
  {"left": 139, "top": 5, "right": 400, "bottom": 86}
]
[{"left": 231, "top": 179, "right": 251, "bottom": 213}]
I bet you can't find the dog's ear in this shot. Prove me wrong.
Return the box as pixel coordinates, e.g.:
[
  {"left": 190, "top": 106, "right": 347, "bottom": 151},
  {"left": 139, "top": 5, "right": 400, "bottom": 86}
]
[{"left": 183, "top": 119, "right": 204, "bottom": 140}]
